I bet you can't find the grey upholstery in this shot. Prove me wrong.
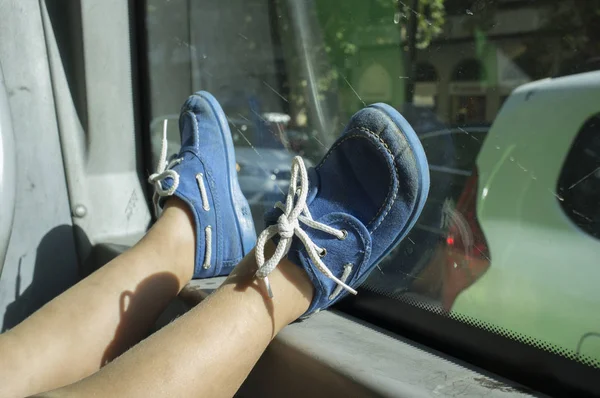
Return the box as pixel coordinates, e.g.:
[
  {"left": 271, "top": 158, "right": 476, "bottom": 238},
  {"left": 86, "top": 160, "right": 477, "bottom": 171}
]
[{"left": 0, "top": 63, "right": 16, "bottom": 277}]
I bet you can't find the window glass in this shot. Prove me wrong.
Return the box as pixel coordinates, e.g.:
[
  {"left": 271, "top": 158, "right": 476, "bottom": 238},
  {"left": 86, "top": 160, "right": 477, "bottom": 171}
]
[
  {"left": 557, "top": 114, "right": 600, "bottom": 239},
  {"left": 143, "top": 0, "right": 600, "bottom": 388}
]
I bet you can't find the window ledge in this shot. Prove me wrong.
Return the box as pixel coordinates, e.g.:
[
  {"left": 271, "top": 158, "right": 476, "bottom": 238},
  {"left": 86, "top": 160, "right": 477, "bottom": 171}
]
[{"left": 180, "top": 279, "right": 537, "bottom": 397}]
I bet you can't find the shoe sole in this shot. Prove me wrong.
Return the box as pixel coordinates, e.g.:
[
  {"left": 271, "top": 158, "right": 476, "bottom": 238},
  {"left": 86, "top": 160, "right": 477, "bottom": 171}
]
[
  {"left": 353, "top": 103, "right": 430, "bottom": 288},
  {"left": 193, "top": 91, "right": 257, "bottom": 257}
]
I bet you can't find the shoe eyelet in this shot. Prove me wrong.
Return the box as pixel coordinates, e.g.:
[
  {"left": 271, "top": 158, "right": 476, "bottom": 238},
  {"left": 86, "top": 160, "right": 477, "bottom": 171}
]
[
  {"left": 319, "top": 248, "right": 327, "bottom": 258},
  {"left": 338, "top": 230, "right": 348, "bottom": 240}
]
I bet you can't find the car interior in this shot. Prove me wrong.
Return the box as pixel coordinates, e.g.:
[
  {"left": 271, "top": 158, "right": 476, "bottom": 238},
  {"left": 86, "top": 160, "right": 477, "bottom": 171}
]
[{"left": 1, "top": 0, "right": 599, "bottom": 396}]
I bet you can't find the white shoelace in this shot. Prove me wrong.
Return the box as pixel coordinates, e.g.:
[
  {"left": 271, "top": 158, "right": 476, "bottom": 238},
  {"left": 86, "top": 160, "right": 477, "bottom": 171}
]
[
  {"left": 255, "top": 156, "right": 358, "bottom": 298},
  {"left": 196, "top": 173, "right": 210, "bottom": 211},
  {"left": 148, "top": 120, "right": 183, "bottom": 216},
  {"left": 147, "top": 119, "right": 215, "bottom": 270},
  {"left": 203, "top": 226, "right": 212, "bottom": 269}
]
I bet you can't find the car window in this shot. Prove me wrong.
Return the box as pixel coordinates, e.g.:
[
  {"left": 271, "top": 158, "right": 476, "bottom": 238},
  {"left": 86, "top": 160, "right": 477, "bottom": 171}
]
[
  {"left": 451, "top": 130, "right": 487, "bottom": 170},
  {"left": 557, "top": 114, "right": 600, "bottom": 239},
  {"left": 142, "top": 0, "right": 600, "bottom": 394},
  {"left": 421, "top": 128, "right": 488, "bottom": 171}
]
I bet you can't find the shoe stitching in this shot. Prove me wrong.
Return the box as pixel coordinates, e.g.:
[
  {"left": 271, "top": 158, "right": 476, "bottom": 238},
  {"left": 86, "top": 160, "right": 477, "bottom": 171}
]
[
  {"left": 326, "top": 213, "right": 371, "bottom": 264},
  {"left": 315, "top": 130, "right": 398, "bottom": 232},
  {"left": 196, "top": 173, "right": 211, "bottom": 211},
  {"left": 192, "top": 151, "right": 241, "bottom": 276},
  {"left": 169, "top": 104, "right": 247, "bottom": 276},
  {"left": 315, "top": 134, "right": 391, "bottom": 226},
  {"left": 204, "top": 168, "right": 223, "bottom": 274},
  {"left": 302, "top": 213, "right": 370, "bottom": 308},
  {"left": 325, "top": 213, "right": 371, "bottom": 288},
  {"left": 203, "top": 226, "right": 212, "bottom": 269},
  {"left": 186, "top": 157, "right": 221, "bottom": 275},
  {"left": 356, "top": 127, "right": 401, "bottom": 231},
  {"left": 185, "top": 110, "right": 200, "bottom": 152},
  {"left": 178, "top": 188, "right": 214, "bottom": 275},
  {"left": 221, "top": 258, "right": 240, "bottom": 267}
]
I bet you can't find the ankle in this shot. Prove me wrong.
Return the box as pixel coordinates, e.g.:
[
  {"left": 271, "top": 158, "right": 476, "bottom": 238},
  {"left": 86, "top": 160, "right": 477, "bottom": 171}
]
[
  {"left": 142, "top": 198, "right": 196, "bottom": 285},
  {"left": 271, "top": 257, "right": 315, "bottom": 325},
  {"left": 224, "top": 241, "right": 314, "bottom": 329}
]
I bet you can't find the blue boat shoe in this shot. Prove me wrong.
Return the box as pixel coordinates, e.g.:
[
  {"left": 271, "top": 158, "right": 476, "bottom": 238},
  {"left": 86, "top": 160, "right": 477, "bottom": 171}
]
[
  {"left": 148, "top": 91, "right": 257, "bottom": 278},
  {"left": 255, "top": 103, "right": 430, "bottom": 316}
]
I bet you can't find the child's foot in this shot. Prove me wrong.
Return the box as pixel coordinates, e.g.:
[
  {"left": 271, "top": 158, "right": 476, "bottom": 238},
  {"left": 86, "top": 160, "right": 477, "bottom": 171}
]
[
  {"left": 255, "top": 103, "right": 430, "bottom": 316},
  {"left": 148, "top": 91, "right": 257, "bottom": 278}
]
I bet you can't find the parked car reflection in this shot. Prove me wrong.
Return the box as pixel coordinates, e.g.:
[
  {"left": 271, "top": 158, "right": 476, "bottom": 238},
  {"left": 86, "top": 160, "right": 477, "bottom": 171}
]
[{"left": 367, "top": 123, "right": 490, "bottom": 296}]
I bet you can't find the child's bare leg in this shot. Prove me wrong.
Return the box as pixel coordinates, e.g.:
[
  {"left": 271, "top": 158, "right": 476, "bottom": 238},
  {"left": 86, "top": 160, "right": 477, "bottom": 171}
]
[
  {"left": 1, "top": 91, "right": 262, "bottom": 398},
  {"left": 0, "top": 199, "right": 195, "bottom": 398},
  {"left": 35, "top": 101, "right": 430, "bottom": 398},
  {"left": 39, "top": 242, "right": 313, "bottom": 398}
]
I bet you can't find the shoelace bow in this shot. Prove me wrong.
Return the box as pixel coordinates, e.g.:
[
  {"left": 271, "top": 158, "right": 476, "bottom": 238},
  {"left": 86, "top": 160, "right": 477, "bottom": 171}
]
[
  {"left": 148, "top": 120, "right": 182, "bottom": 215},
  {"left": 147, "top": 119, "right": 215, "bottom": 269},
  {"left": 255, "top": 156, "right": 358, "bottom": 298}
]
